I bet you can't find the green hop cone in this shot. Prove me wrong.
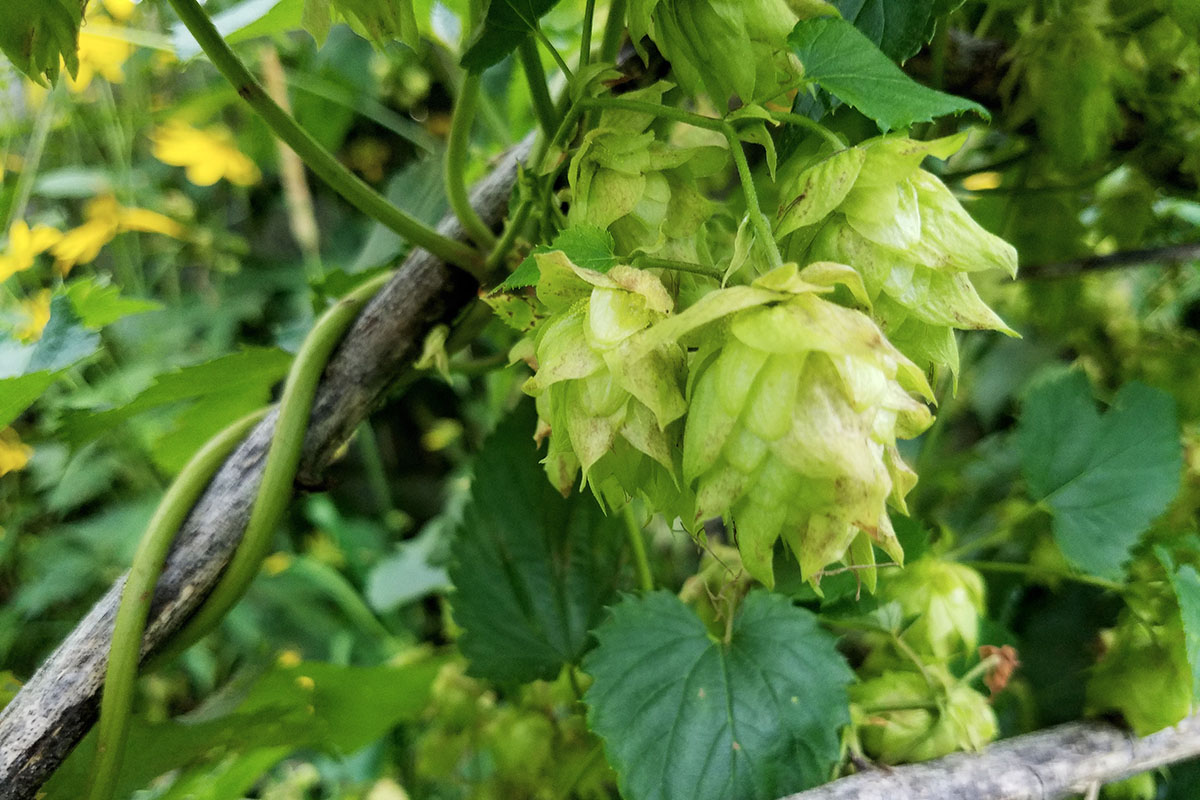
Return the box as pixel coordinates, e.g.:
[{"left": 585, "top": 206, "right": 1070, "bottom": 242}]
[
  {"left": 628, "top": 0, "right": 811, "bottom": 105},
  {"left": 877, "top": 559, "right": 986, "bottom": 660},
  {"left": 1086, "top": 617, "right": 1193, "bottom": 736},
  {"left": 779, "top": 134, "right": 1018, "bottom": 376},
  {"left": 851, "top": 670, "right": 998, "bottom": 764},
  {"left": 657, "top": 262, "right": 934, "bottom": 586},
  {"left": 524, "top": 251, "right": 687, "bottom": 509},
  {"left": 568, "top": 83, "right": 723, "bottom": 263}
]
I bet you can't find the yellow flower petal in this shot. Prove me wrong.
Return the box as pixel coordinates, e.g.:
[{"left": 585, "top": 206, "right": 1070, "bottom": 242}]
[
  {"left": 117, "top": 207, "right": 185, "bottom": 238},
  {"left": 68, "top": 32, "right": 132, "bottom": 92},
  {"left": 0, "top": 428, "right": 33, "bottom": 477},
  {"left": 151, "top": 120, "right": 261, "bottom": 187},
  {"left": 52, "top": 219, "right": 119, "bottom": 275},
  {"left": 16, "top": 290, "right": 52, "bottom": 342},
  {"left": 101, "top": 0, "right": 136, "bottom": 21},
  {"left": 0, "top": 221, "right": 61, "bottom": 279}
]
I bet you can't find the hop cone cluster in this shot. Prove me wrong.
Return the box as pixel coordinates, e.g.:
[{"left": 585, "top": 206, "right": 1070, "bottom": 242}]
[
  {"left": 780, "top": 134, "right": 1018, "bottom": 374},
  {"left": 523, "top": 251, "right": 686, "bottom": 508},
  {"left": 671, "top": 263, "right": 934, "bottom": 585}
]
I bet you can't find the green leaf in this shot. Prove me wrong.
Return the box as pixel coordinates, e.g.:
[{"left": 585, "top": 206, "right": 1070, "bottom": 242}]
[
  {"left": 585, "top": 590, "right": 852, "bottom": 800},
  {"left": 65, "top": 278, "right": 162, "bottom": 328},
  {"left": 449, "top": 402, "right": 625, "bottom": 684},
  {"left": 1158, "top": 547, "right": 1200, "bottom": 699},
  {"left": 834, "top": 0, "right": 938, "bottom": 63},
  {"left": 493, "top": 225, "right": 619, "bottom": 292},
  {"left": 0, "top": 296, "right": 101, "bottom": 427},
  {"left": 1018, "top": 371, "right": 1182, "bottom": 580},
  {"left": 788, "top": 17, "right": 988, "bottom": 132},
  {"left": 42, "top": 657, "right": 444, "bottom": 800},
  {"left": 461, "top": 0, "right": 562, "bottom": 72},
  {"left": 0, "top": 0, "right": 82, "bottom": 85},
  {"left": 61, "top": 348, "right": 292, "bottom": 473}
]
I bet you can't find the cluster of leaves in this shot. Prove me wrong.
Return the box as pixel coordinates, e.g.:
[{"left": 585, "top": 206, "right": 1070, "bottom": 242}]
[{"left": 3, "top": 1, "right": 1200, "bottom": 800}]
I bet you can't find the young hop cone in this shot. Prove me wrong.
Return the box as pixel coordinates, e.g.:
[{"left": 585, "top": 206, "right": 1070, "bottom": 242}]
[
  {"left": 523, "top": 251, "right": 687, "bottom": 509},
  {"left": 650, "top": 262, "right": 934, "bottom": 587},
  {"left": 877, "top": 558, "right": 986, "bottom": 660},
  {"left": 851, "top": 669, "right": 998, "bottom": 764},
  {"left": 779, "top": 133, "right": 1019, "bottom": 375}
]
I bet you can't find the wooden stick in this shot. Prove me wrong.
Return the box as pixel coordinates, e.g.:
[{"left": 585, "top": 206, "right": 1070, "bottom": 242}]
[{"left": 779, "top": 715, "right": 1200, "bottom": 800}]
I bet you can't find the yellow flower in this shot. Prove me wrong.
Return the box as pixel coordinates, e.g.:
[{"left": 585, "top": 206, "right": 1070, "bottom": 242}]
[
  {"left": 0, "top": 221, "right": 62, "bottom": 282},
  {"left": 67, "top": 31, "right": 133, "bottom": 92},
  {"left": 0, "top": 428, "right": 33, "bottom": 477},
  {"left": 151, "top": 121, "right": 261, "bottom": 187},
  {"left": 16, "top": 290, "right": 52, "bottom": 342},
  {"left": 51, "top": 195, "right": 184, "bottom": 275},
  {"left": 101, "top": 0, "right": 136, "bottom": 21}
]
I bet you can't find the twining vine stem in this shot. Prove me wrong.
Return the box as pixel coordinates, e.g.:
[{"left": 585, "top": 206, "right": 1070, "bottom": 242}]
[
  {"left": 87, "top": 271, "right": 395, "bottom": 800},
  {"left": 165, "top": 0, "right": 483, "bottom": 276},
  {"left": 446, "top": 72, "right": 499, "bottom": 249}
]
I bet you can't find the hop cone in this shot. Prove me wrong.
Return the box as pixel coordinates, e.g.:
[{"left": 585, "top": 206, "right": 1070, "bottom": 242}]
[
  {"left": 628, "top": 0, "right": 805, "bottom": 105},
  {"left": 780, "top": 134, "right": 1018, "bottom": 375},
  {"left": 669, "top": 263, "right": 934, "bottom": 586},
  {"left": 524, "top": 251, "right": 686, "bottom": 508}
]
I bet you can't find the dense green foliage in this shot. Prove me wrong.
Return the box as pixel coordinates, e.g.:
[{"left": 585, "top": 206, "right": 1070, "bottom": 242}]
[{"left": 3, "top": 1, "right": 1200, "bottom": 799}]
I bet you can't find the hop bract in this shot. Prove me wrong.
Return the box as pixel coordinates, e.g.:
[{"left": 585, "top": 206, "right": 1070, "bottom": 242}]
[
  {"left": 655, "top": 262, "right": 934, "bottom": 586},
  {"left": 523, "top": 251, "right": 686, "bottom": 507},
  {"left": 779, "top": 134, "right": 1018, "bottom": 375}
]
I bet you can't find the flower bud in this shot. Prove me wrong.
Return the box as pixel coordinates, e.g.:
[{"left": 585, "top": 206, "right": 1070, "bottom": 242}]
[{"left": 1087, "top": 617, "right": 1193, "bottom": 736}]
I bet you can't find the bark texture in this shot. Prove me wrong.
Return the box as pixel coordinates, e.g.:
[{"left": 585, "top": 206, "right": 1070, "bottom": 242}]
[
  {"left": 0, "top": 140, "right": 529, "bottom": 800},
  {"left": 781, "top": 714, "right": 1200, "bottom": 800}
]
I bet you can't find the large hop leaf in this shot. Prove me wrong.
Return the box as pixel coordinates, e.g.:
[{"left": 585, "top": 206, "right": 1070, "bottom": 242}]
[
  {"left": 779, "top": 134, "right": 1018, "bottom": 375},
  {"left": 524, "top": 252, "right": 687, "bottom": 509},
  {"left": 651, "top": 263, "right": 933, "bottom": 587},
  {"left": 628, "top": 0, "right": 810, "bottom": 105}
]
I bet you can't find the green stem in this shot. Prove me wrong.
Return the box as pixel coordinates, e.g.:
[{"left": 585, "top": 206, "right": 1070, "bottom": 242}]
[
  {"left": 722, "top": 121, "right": 784, "bottom": 269},
  {"left": 165, "top": 0, "right": 482, "bottom": 276},
  {"left": 160, "top": 271, "right": 395, "bottom": 659},
  {"left": 859, "top": 699, "right": 940, "bottom": 714},
  {"left": 599, "top": 0, "right": 628, "bottom": 62},
  {"left": 961, "top": 560, "right": 1128, "bottom": 594},
  {"left": 88, "top": 408, "right": 269, "bottom": 800},
  {"left": 579, "top": 0, "right": 596, "bottom": 70},
  {"left": 519, "top": 38, "right": 558, "bottom": 137},
  {"left": 5, "top": 81, "right": 60, "bottom": 233},
  {"left": 632, "top": 255, "right": 723, "bottom": 280},
  {"left": 621, "top": 504, "right": 654, "bottom": 592},
  {"left": 446, "top": 73, "right": 498, "bottom": 249},
  {"left": 533, "top": 26, "right": 573, "bottom": 82},
  {"left": 956, "top": 653, "right": 1001, "bottom": 689},
  {"left": 764, "top": 111, "right": 847, "bottom": 150},
  {"left": 355, "top": 420, "right": 401, "bottom": 528}
]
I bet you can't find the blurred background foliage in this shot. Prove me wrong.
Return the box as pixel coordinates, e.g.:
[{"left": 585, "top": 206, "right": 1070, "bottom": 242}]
[{"left": 1, "top": 0, "right": 1200, "bottom": 797}]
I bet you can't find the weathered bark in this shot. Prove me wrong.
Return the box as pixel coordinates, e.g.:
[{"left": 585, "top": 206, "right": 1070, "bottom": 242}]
[
  {"left": 781, "top": 714, "right": 1200, "bottom": 800},
  {"left": 0, "top": 139, "right": 530, "bottom": 800}
]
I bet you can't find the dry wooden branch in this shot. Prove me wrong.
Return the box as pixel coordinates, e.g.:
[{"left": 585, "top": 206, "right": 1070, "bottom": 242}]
[
  {"left": 780, "top": 714, "right": 1200, "bottom": 800},
  {"left": 0, "top": 140, "right": 530, "bottom": 800}
]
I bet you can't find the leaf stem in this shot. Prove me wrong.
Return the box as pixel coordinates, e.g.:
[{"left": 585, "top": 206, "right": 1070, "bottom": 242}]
[
  {"left": 164, "top": 0, "right": 483, "bottom": 276},
  {"left": 519, "top": 38, "right": 559, "bottom": 137},
  {"left": 446, "top": 72, "right": 498, "bottom": 248},
  {"left": 622, "top": 503, "right": 654, "bottom": 592},
  {"left": 632, "top": 255, "right": 723, "bottom": 280},
  {"left": 765, "top": 110, "right": 847, "bottom": 150},
  {"left": 533, "top": 26, "right": 574, "bottom": 82}
]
